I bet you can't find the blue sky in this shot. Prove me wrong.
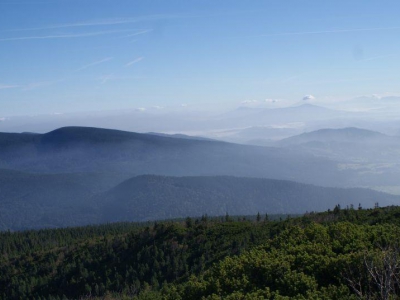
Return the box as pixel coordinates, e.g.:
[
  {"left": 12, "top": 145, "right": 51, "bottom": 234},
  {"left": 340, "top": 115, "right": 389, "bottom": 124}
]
[{"left": 1, "top": 0, "right": 400, "bottom": 116}]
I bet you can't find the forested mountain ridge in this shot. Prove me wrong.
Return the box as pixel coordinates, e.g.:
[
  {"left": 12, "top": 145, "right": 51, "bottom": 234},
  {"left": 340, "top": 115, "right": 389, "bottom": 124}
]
[
  {"left": 1, "top": 172, "right": 399, "bottom": 231},
  {"left": 97, "top": 175, "right": 400, "bottom": 223},
  {"left": 2, "top": 206, "right": 400, "bottom": 299},
  {"left": 0, "top": 126, "right": 349, "bottom": 186},
  {"left": 1, "top": 126, "right": 400, "bottom": 232},
  {"left": 278, "top": 127, "right": 389, "bottom": 146},
  {"left": 0, "top": 169, "right": 129, "bottom": 230}
]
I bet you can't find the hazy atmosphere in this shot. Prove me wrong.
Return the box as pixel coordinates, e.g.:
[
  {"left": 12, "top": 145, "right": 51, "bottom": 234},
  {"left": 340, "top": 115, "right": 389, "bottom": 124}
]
[
  {"left": 2, "top": 1, "right": 400, "bottom": 116},
  {"left": 3, "top": 1, "right": 400, "bottom": 299}
]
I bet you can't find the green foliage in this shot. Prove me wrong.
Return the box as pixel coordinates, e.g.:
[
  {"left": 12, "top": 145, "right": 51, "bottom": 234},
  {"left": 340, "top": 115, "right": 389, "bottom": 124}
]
[
  {"left": 2, "top": 168, "right": 399, "bottom": 231},
  {"left": 0, "top": 217, "right": 271, "bottom": 299},
  {"left": 176, "top": 221, "right": 400, "bottom": 299},
  {"left": 2, "top": 206, "right": 400, "bottom": 299}
]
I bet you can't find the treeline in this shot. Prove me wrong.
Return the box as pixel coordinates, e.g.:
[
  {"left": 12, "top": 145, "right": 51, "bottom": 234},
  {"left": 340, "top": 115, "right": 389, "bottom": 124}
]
[{"left": 2, "top": 206, "right": 400, "bottom": 299}]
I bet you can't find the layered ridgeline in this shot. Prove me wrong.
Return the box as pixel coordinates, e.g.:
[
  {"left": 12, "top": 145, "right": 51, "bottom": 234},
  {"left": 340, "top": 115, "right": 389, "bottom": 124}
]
[
  {"left": 2, "top": 206, "right": 400, "bottom": 299},
  {"left": 278, "top": 127, "right": 389, "bottom": 145},
  {"left": 0, "top": 126, "right": 399, "bottom": 230},
  {"left": 0, "top": 126, "right": 346, "bottom": 185},
  {"left": 0, "top": 169, "right": 127, "bottom": 230},
  {"left": 275, "top": 127, "right": 400, "bottom": 187},
  {"left": 277, "top": 127, "right": 400, "bottom": 162},
  {"left": 1, "top": 171, "right": 399, "bottom": 230},
  {"left": 4, "top": 125, "right": 398, "bottom": 185},
  {"left": 97, "top": 175, "right": 399, "bottom": 223}
]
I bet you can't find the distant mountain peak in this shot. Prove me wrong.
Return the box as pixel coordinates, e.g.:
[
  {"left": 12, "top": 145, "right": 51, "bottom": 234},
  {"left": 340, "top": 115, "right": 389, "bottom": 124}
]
[
  {"left": 292, "top": 103, "right": 333, "bottom": 110},
  {"left": 296, "top": 103, "right": 320, "bottom": 108},
  {"left": 311, "top": 127, "right": 385, "bottom": 137},
  {"left": 279, "top": 127, "right": 387, "bottom": 146}
]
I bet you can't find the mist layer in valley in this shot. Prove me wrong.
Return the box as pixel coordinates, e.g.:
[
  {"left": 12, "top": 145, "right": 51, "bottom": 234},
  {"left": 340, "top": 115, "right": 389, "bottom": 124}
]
[
  {"left": 2, "top": 97, "right": 400, "bottom": 230},
  {"left": 0, "top": 124, "right": 400, "bottom": 230}
]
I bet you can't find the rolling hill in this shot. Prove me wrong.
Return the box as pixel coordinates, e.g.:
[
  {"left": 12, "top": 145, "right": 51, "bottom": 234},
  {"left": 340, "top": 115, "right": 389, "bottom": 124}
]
[
  {"left": 276, "top": 127, "right": 400, "bottom": 165},
  {"left": 278, "top": 127, "right": 389, "bottom": 146},
  {"left": 1, "top": 126, "right": 398, "bottom": 230},
  {"left": 97, "top": 175, "right": 399, "bottom": 223},
  {"left": 0, "top": 126, "right": 350, "bottom": 187},
  {"left": 1, "top": 171, "right": 398, "bottom": 230},
  {"left": 274, "top": 127, "right": 400, "bottom": 187},
  {"left": 0, "top": 169, "right": 128, "bottom": 230}
]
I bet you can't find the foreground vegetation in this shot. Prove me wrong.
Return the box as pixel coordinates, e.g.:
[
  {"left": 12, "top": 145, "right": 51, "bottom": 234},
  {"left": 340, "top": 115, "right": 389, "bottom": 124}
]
[{"left": 2, "top": 206, "right": 400, "bottom": 299}]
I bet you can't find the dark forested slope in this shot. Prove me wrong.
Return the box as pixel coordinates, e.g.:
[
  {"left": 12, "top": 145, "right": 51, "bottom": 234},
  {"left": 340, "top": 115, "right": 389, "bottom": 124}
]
[
  {"left": 0, "top": 126, "right": 350, "bottom": 186},
  {"left": 1, "top": 172, "right": 399, "bottom": 230},
  {"left": 97, "top": 175, "right": 400, "bottom": 223},
  {"left": 2, "top": 206, "right": 400, "bottom": 299}
]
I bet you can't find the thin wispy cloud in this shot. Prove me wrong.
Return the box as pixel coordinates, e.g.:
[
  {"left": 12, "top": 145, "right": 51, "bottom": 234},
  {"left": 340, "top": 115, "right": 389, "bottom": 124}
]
[
  {"left": 0, "top": 29, "right": 145, "bottom": 42},
  {"left": 307, "top": 77, "right": 379, "bottom": 85},
  {"left": 125, "top": 57, "right": 144, "bottom": 67},
  {"left": 265, "top": 99, "right": 280, "bottom": 103},
  {"left": 99, "top": 74, "right": 114, "bottom": 84},
  {"left": 240, "top": 99, "right": 281, "bottom": 106},
  {"left": 359, "top": 54, "right": 395, "bottom": 62},
  {"left": 0, "top": 0, "right": 64, "bottom": 4},
  {"left": 0, "top": 84, "right": 19, "bottom": 90},
  {"left": 3, "top": 16, "right": 175, "bottom": 32},
  {"left": 241, "top": 100, "right": 259, "bottom": 104},
  {"left": 302, "top": 95, "right": 315, "bottom": 101},
  {"left": 95, "top": 75, "right": 145, "bottom": 84},
  {"left": 243, "top": 26, "right": 400, "bottom": 38},
  {"left": 76, "top": 57, "right": 113, "bottom": 72},
  {"left": 118, "top": 29, "right": 153, "bottom": 38},
  {"left": 0, "top": 11, "right": 264, "bottom": 32}
]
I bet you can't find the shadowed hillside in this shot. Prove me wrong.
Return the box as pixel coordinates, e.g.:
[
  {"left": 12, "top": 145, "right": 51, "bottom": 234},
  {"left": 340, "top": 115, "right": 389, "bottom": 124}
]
[
  {"left": 97, "top": 175, "right": 400, "bottom": 222},
  {"left": 0, "top": 126, "right": 351, "bottom": 187},
  {"left": 1, "top": 171, "right": 398, "bottom": 230}
]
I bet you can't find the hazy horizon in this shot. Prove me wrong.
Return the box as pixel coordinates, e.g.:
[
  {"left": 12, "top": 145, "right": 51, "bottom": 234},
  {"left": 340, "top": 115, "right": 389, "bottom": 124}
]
[
  {"left": 3, "top": 2, "right": 400, "bottom": 298},
  {"left": 2, "top": 0, "right": 400, "bottom": 118},
  {"left": 2, "top": 0, "right": 400, "bottom": 218}
]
